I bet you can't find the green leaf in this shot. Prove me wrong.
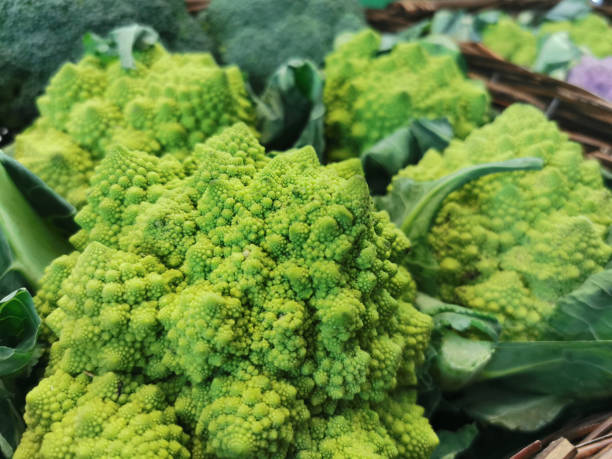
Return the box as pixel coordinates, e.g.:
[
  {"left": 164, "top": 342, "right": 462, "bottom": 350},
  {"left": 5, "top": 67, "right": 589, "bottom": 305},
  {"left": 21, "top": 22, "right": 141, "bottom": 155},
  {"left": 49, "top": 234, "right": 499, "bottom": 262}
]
[
  {"left": 546, "top": 269, "right": 612, "bottom": 340},
  {"left": 359, "top": 0, "right": 394, "bottom": 8},
  {"left": 417, "top": 295, "right": 500, "bottom": 390},
  {"left": 83, "top": 24, "right": 159, "bottom": 69},
  {"left": 361, "top": 118, "right": 452, "bottom": 195},
  {"left": 416, "top": 294, "right": 500, "bottom": 341},
  {"left": 0, "top": 153, "right": 76, "bottom": 236},
  {"left": 436, "top": 332, "right": 497, "bottom": 391},
  {"left": 533, "top": 32, "right": 584, "bottom": 79},
  {"left": 432, "top": 424, "right": 479, "bottom": 459},
  {"left": 456, "top": 386, "right": 570, "bottom": 432},
  {"left": 478, "top": 341, "right": 612, "bottom": 400},
  {"left": 0, "top": 382, "right": 24, "bottom": 459},
  {"left": 545, "top": 0, "right": 591, "bottom": 22},
  {"left": 0, "top": 152, "right": 74, "bottom": 297},
  {"left": 256, "top": 59, "right": 325, "bottom": 160},
  {"left": 0, "top": 289, "right": 40, "bottom": 377}
]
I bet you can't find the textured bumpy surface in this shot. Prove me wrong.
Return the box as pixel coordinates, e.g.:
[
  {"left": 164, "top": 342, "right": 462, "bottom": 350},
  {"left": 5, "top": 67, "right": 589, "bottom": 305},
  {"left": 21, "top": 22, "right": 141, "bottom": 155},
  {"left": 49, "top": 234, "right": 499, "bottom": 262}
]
[
  {"left": 481, "top": 18, "right": 537, "bottom": 66},
  {"left": 17, "top": 124, "right": 437, "bottom": 458},
  {"left": 205, "top": 0, "right": 365, "bottom": 91},
  {"left": 394, "top": 104, "right": 612, "bottom": 340},
  {"left": 323, "top": 29, "right": 490, "bottom": 161},
  {"left": 13, "top": 45, "right": 254, "bottom": 208}
]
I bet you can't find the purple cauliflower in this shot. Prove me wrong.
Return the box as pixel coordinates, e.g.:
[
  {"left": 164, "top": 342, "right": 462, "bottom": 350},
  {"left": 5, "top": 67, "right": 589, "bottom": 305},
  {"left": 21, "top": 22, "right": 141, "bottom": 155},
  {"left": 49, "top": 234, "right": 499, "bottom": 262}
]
[{"left": 568, "top": 55, "right": 612, "bottom": 101}]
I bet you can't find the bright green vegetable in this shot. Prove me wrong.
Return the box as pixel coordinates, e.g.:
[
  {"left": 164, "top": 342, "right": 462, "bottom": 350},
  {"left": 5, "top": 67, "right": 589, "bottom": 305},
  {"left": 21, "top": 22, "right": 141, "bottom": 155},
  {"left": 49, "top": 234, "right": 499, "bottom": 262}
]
[
  {"left": 204, "top": 0, "right": 365, "bottom": 92},
  {"left": 0, "top": 0, "right": 211, "bottom": 137},
  {"left": 481, "top": 18, "right": 537, "bottom": 66},
  {"left": 388, "top": 104, "right": 612, "bottom": 340},
  {"left": 323, "top": 29, "right": 490, "bottom": 162},
  {"left": 17, "top": 124, "right": 438, "bottom": 458},
  {"left": 0, "top": 153, "right": 75, "bottom": 299},
  {"left": 13, "top": 43, "right": 255, "bottom": 208}
]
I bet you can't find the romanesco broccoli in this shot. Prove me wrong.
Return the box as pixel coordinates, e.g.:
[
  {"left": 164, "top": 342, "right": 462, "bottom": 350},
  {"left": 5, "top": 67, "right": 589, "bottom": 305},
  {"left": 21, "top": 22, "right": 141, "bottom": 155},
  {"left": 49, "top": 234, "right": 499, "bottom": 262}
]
[
  {"left": 481, "top": 18, "right": 538, "bottom": 66},
  {"left": 204, "top": 0, "right": 365, "bottom": 91},
  {"left": 0, "top": 0, "right": 211, "bottom": 137},
  {"left": 17, "top": 123, "right": 438, "bottom": 458},
  {"left": 393, "top": 104, "right": 612, "bottom": 340},
  {"left": 323, "top": 29, "right": 490, "bottom": 162},
  {"left": 13, "top": 45, "right": 255, "bottom": 208}
]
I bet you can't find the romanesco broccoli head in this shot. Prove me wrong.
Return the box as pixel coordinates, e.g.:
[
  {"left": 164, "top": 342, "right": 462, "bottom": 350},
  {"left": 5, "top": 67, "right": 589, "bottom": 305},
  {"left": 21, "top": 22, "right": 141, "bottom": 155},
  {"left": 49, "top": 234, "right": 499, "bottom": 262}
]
[
  {"left": 14, "top": 45, "right": 255, "bottom": 208},
  {"left": 324, "top": 29, "right": 491, "bottom": 161},
  {"left": 481, "top": 17, "right": 538, "bottom": 67},
  {"left": 19, "top": 124, "right": 438, "bottom": 458},
  {"left": 15, "top": 371, "right": 190, "bottom": 459},
  {"left": 394, "top": 104, "right": 612, "bottom": 340},
  {"left": 204, "top": 0, "right": 365, "bottom": 91},
  {"left": 0, "top": 0, "right": 212, "bottom": 136}
]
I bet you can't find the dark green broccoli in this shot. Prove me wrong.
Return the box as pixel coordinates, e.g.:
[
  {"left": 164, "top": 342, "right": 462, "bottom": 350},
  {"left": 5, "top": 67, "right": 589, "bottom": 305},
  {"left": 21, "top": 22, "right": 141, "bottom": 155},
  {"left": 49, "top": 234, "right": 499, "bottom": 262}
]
[
  {"left": 0, "top": 0, "right": 212, "bottom": 139},
  {"left": 204, "top": 0, "right": 365, "bottom": 92}
]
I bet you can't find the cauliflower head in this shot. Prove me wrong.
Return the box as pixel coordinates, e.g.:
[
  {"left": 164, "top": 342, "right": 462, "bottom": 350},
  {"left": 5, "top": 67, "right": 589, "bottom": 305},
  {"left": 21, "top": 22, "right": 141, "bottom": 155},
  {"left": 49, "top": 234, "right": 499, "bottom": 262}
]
[
  {"left": 324, "top": 29, "right": 490, "bottom": 161},
  {"left": 18, "top": 124, "right": 438, "bottom": 458},
  {"left": 13, "top": 45, "right": 255, "bottom": 208},
  {"left": 394, "top": 104, "right": 612, "bottom": 340}
]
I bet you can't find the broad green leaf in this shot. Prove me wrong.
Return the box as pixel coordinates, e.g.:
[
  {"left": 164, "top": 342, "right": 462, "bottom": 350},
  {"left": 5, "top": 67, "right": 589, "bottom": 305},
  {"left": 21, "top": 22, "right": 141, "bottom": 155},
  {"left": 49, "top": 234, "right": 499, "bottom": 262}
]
[
  {"left": 361, "top": 118, "right": 452, "bottom": 195},
  {"left": 256, "top": 59, "right": 325, "bottom": 160},
  {"left": 435, "top": 332, "right": 497, "bottom": 391},
  {"left": 478, "top": 341, "right": 612, "bottom": 400},
  {"left": 456, "top": 386, "right": 570, "bottom": 431},
  {"left": 533, "top": 32, "right": 583, "bottom": 79},
  {"left": 546, "top": 269, "right": 612, "bottom": 340},
  {"left": 0, "top": 153, "right": 74, "bottom": 298},
  {"left": 359, "top": 0, "right": 394, "bottom": 8},
  {"left": 0, "top": 153, "right": 76, "bottom": 236},
  {"left": 0, "top": 382, "right": 23, "bottom": 459},
  {"left": 432, "top": 424, "right": 478, "bottom": 459},
  {"left": 83, "top": 24, "right": 159, "bottom": 69},
  {"left": 0, "top": 289, "right": 40, "bottom": 377},
  {"left": 545, "top": 0, "right": 591, "bottom": 22},
  {"left": 416, "top": 294, "right": 500, "bottom": 341},
  {"left": 417, "top": 295, "right": 499, "bottom": 390}
]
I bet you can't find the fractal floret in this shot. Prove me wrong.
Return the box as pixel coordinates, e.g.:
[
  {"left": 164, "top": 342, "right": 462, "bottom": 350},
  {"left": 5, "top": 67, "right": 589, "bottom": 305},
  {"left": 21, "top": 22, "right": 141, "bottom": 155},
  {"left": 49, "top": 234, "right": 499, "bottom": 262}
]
[
  {"left": 13, "top": 45, "right": 255, "bottom": 208},
  {"left": 324, "top": 29, "right": 490, "bottom": 161},
  {"left": 394, "top": 104, "right": 612, "bottom": 340},
  {"left": 17, "top": 124, "right": 438, "bottom": 458}
]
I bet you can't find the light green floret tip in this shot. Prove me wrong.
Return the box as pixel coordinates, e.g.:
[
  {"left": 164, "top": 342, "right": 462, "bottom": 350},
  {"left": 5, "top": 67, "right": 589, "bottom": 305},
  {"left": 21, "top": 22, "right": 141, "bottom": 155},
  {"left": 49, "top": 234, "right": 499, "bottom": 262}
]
[
  {"left": 14, "top": 44, "right": 256, "bottom": 208},
  {"left": 324, "top": 28, "right": 490, "bottom": 161},
  {"left": 22, "top": 123, "right": 437, "bottom": 458},
  {"left": 394, "top": 104, "right": 612, "bottom": 340},
  {"left": 14, "top": 371, "right": 190, "bottom": 459}
]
